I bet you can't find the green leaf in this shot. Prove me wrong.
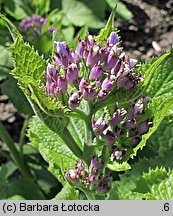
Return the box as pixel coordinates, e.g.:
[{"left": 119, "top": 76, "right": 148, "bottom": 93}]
[
  {"left": 62, "top": 25, "right": 75, "bottom": 42},
  {"left": 107, "top": 161, "right": 131, "bottom": 172},
  {"left": 128, "top": 51, "right": 173, "bottom": 159},
  {"left": 7, "top": 179, "right": 45, "bottom": 200},
  {"left": 0, "top": 164, "right": 44, "bottom": 200},
  {"left": 135, "top": 168, "right": 173, "bottom": 200},
  {"left": 106, "top": 0, "right": 133, "bottom": 21},
  {"left": 62, "top": 0, "right": 105, "bottom": 28},
  {"left": 0, "top": 14, "right": 69, "bottom": 134},
  {"left": 1, "top": 77, "right": 34, "bottom": 115},
  {"left": 53, "top": 184, "right": 79, "bottom": 200},
  {"left": 146, "top": 118, "right": 173, "bottom": 157},
  {"left": 3, "top": 0, "right": 30, "bottom": 20},
  {"left": 0, "top": 70, "right": 8, "bottom": 81},
  {"left": 148, "top": 173, "right": 173, "bottom": 200},
  {"left": 27, "top": 116, "right": 78, "bottom": 185},
  {"left": 67, "top": 118, "right": 85, "bottom": 149},
  {"left": 0, "top": 45, "right": 13, "bottom": 68},
  {"left": 95, "top": 6, "right": 118, "bottom": 43},
  {"left": 0, "top": 20, "right": 12, "bottom": 46}
]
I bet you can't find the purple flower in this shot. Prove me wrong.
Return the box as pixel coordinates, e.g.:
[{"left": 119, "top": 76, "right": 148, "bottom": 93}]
[
  {"left": 130, "top": 137, "right": 141, "bottom": 148},
  {"left": 117, "top": 73, "right": 136, "bottom": 90},
  {"left": 96, "top": 174, "right": 110, "bottom": 193},
  {"left": 54, "top": 41, "right": 74, "bottom": 68},
  {"left": 45, "top": 63, "right": 57, "bottom": 82},
  {"left": 54, "top": 41, "right": 68, "bottom": 56},
  {"left": 126, "top": 98, "right": 145, "bottom": 124},
  {"left": 89, "top": 157, "right": 104, "bottom": 175},
  {"left": 75, "top": 160, "right": 85, "bottom": 172},
  {"left": 136, "top": 121, "right": 150, "bottom": 135},
  {"left": 53, "top": 86, "right": 63, "bottom": 97},
  {"left": 66, "top": 63, "right": 79, "bottom": 83},
  {"left": 75, "top": 38, "right": 86, "bottom": 60},
  {"left": 98, "top": 89, "right": 108, "bottom": 100},
  {"left": 86, "top": 45, "right": 100, "bottom": 67},
  {"left": 65, "top": 169, "right": 80, "bottom": 184},
  {"left": 89, "top": 63, "right": 103, "bottom": 80},
  {"left": 87, "top": 35, "right": 94, "bottom": 45},
  {"left": 48, "top": 26, "right": 57, "bottom": 33},
  {"left": 20, "top": 14, "right": 47, "bottom": 35},
  {"left": 101, "top": 76, "right": 112, "bottom": 92},
  {"left": 92, "top": 116, "right": 106, "bottom": 137},
  {"left": 105, "top": 130, "right": 115, "bottom": 148},
  {"left": 107, "top": 32, "right": 119, "bottom": 45},
  {"left": 111, "top": 148, "right": 125, "bottom": 161},
  {"left": 82, "top": 84, "right": 96, "bottom": 100},
  {"left": 57, "top": 75, "right": 67, "bottom": 93},
  {"left": 99, "top": 47, "right": 109, "bottom": 63},
  {"left": 123, "top": 118, "right": 136, "bottom": 129},
  {"left": 68, "top": 92, "right": 81, "bottom": 109},
  {"left": 104, "top": 50, "right": 119, "bottom": 71},
  {"left": 109, "top": 107, "right": 127, "bottom": 127},
  {"left": 65, "top": 160, "right": 87, "bottom": 184},
  {"left": 79, "top": 78, "right": 88, "bottom": 91},
  {"left": 110, "top": 59, "right": 122, "bottom": 75}
]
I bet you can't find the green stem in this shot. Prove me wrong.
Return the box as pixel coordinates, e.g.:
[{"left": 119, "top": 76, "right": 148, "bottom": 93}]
[
  {"left": 67, "top": 108, "right": 88, "bottom": 122},
  {"left": 19, "top": 116, "right": 30, "bottom": 154},
  {"left": 60, "top": 127, "right": 83, "bottom": 159},
  {"left": 82, "top": 100, "right": 96, "bottom": 164},
  {"left": 0, "top": 121, "right": 31, "bottom": 178}
]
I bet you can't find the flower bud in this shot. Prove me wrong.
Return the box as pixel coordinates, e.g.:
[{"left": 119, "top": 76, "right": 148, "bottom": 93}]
[
  {"left": 129, "top": 58, "right": 137, "bottom": 68},
  {"left": 101, "top": 76, "right": 112, "bottom": 92},
  {"left": 66, "top": 63, "right": 79, "bottom": 83},
  {"left": 104, "top": 53, "right": 119, "bottom": 71},
  {"left": 105, "top": 130, "right": 115, "bottom": 148},
  {"left": 48, "top": 26, "right": 57, "bottom": 33},
  {"left": 75, "top": 38, "right": 86, "bottom": 60},
  {"left": 136, "top": 121, "right": 150, "bottom": 135},
  {"left": 89, "top": 64, "right": 103, "bottom": 80},
  {"left": 123, "top": 118, "right": 136, "bottom": 129},
  {"left": 87, "top": 35, "right": 94, "bottom": 45},
  {"left": 130, "top": 137, "right": 141, "bottom": 148},
  {"left": 107, "top": 32, "right": 119, "bottom": 46}
]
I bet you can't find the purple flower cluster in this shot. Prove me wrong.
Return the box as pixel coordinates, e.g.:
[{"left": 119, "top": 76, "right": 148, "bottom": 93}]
[
  {"left": 45, "top": 32, "right": 142, "bottom": 109},
  {"left": 92, "top": 97, "right": 152, "bottom": 161},
  {"left": 20, "top": 14, "right": 57, "bottom": 36},
  {"left": 65, "top": 157, "right": 110, "bottom": 194}
]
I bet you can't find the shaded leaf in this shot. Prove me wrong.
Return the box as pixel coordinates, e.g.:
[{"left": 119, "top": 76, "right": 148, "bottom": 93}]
[
  {"left": 53, "top": 184, "right": 79, "bottom": 200},
  {"left": 28, "top": 116, "right": 78, "bottom": 185},
  {"left": 62, "top": 0, "right": 105, "bottom": 28}
]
